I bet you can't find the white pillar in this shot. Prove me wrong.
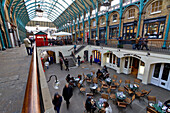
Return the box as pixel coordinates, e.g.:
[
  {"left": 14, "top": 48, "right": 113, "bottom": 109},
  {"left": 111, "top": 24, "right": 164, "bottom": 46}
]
[{"left": 142, "top": 62, "right": 151, "bottom": 84}]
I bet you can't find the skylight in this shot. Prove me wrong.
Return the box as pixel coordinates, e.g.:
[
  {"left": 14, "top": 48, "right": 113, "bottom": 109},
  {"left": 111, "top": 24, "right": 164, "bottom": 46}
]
[{"left": 24, "top": 0, "right": 74, "bottom": 22}]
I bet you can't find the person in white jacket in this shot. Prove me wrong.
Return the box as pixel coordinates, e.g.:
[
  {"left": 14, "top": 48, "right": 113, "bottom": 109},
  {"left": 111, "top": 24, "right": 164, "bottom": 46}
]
[
  {"left": 103, "top": 102, "right": 112, "bottom": 113},
  {"left": 24, "top": 37, "right": 32, "bottom": 55}
]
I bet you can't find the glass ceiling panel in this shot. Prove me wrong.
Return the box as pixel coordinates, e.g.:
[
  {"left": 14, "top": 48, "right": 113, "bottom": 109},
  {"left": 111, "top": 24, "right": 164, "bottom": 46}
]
[{"left": 24, "top": 0, "right": 74, "bottom": 22}]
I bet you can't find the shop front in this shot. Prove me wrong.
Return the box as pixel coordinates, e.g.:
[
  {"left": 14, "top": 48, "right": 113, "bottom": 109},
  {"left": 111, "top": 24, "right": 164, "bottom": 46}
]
[
  {"left": 92, "top": 50, "right": 101, "bottom": 65},
  {"left": 142, "top": 16, "right": 166, "bottom": 39},
  {"left": 91, "top": 29, "right": 96, "bottom": 39},
  {"left": 123, "top": 21, "right": 137, "bottom": 40},
  {"left": 99, "top": 27, "right": 106, "bottom": 43},
  {"left": 151, "top": 63, "right": 170, "bottom": 90},
  {"left": 109, "top": 25, "right": 119, "bottom": 39}
]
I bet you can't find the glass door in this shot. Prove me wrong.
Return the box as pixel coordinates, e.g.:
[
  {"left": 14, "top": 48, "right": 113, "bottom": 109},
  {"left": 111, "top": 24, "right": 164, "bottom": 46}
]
[
  {"left": 151, "top": 63, "right": 162, "bottom": 86},
  {"left": 159, "top": 63, "right": 170, "bottom": 89}
]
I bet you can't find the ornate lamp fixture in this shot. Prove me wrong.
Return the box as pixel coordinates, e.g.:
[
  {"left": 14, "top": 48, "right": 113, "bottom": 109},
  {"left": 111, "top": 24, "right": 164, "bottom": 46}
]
[
  {"left": 47, "top": 75, "right": 60, "bottom": 89},
  {"left": 36, "top": 4, "right": 43, "bottom": 17}
]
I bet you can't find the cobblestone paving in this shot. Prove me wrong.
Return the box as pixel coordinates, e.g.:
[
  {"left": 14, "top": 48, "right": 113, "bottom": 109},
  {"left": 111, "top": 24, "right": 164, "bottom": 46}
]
[
  {"left": 45, "top": 62, "right": 170, "bottom": 113},
  {"left": 0, "top": 45, "right": 31, "bottom": 113}
]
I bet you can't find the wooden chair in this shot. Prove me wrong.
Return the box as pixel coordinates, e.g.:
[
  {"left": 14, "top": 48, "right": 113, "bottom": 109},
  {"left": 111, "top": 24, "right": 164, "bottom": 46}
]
[
  {"left": 112, "top": 75, "right": 118, "bottom": 83},
  {"left": 142, "top": 89, "right": 152, "bottom": 98},
  {"left": 101, "top": 84, "right": 109, "bottom": 93},
  {"left": 124, "top": 85, "right": 133, "bottom": 95},
  {"left": 96, "top": 87, "right": 102, "bottom": 94},
  {"left": 93, "top": 77, "right": 98, "bottom": 84},
  {"left": 118, "top": 87, "right": 125, "bottom": 92},
  {"left": 86, "top": 93, "right": 94, "bottom": 97},
  {"left": 110, "top": 85, "right": 117, "bottom": 92},
  {"left": 147, "top": 96, "right": 156, "bottom": 105},
  {"left": 134, "top": 79, "right": 141, "bottom": 87},
  {"left": 117, "top": 101, "right": 128, "bottom": 108},
  {"left": 124, "top": 94, "right": 135, "bottom": 107},
  {"left": 77, "top": 83, "right": 86, "bottom": 94},
  {"left": 97, "top": 73, "right": 102, "bottom": 79},
  {"left": 114, "top": 79, "right": 122, "bottom": 87},
  {"left": 146, "top": 107, "right": 158, "bottom": 113},
  {"left": 101, "top": 93, "right": 109, "bottom": 100},
  {"left": 125, "top": 80, "right": 131, "bottom": 87}
]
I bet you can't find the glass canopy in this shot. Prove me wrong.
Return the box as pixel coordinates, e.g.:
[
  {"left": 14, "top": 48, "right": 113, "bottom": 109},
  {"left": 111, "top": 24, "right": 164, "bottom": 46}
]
[{"left": 24, "top": 0, "right": 74, "bottom": 22}]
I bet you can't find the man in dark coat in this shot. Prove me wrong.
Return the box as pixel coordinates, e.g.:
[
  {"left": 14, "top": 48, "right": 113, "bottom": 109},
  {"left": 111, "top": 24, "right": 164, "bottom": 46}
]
[
  {"left": 52, "top": 92, "right": 62, "bottom": 113},
  {"left": 65, "top": 58, "right": 69, "bottom": 71},
  {"left": 62, "top": 84, "right": 73, "bottom": 109}
]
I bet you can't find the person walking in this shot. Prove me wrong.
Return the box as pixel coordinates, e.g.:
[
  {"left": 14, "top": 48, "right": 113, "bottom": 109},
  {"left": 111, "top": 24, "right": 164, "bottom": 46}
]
[
  {"left": 24, "top": 37, "right": 32, "bottom": 55},
  {"left": 77, "top": 55, "right": 81, "bottom": 66},
  {"left": 62, "top": 84, "right": 73, "bottom": 109},
  {"left": 90, "top": 55, "right": 93, "bottom": 65},
  {"left": 59, "top": 58, "right": 63, "bottom": 70},
  {"left": 52, "top": 92, "right": 62, "bottom": 113},
  {"left": 141, "top": 35, "right": 149, "bottom": 50},
  {"left": 65, "top": 58, "right": 69, "bottom": 71},
  {"left": 103, "top": 102, "right": 112, "bottom": 113}
]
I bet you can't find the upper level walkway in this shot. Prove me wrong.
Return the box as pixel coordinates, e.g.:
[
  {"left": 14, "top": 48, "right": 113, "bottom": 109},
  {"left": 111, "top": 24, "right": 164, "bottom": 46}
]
[{"left": 0, "top": 45, "right": 31, "bottom": 113}]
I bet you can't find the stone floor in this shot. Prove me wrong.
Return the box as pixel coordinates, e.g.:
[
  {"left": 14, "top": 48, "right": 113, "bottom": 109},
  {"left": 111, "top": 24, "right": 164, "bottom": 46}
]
[
  {"left": 0, "top": 45, "right": 31, "bottom": 113},
  {"left": 45, "top": 62, "right": 170, "bottom": 113}
]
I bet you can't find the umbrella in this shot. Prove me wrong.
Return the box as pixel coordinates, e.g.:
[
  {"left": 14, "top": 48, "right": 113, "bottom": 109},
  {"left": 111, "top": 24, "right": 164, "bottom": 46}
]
[{"left": 52, "top": 31, "right": 72, "bottom": 36}]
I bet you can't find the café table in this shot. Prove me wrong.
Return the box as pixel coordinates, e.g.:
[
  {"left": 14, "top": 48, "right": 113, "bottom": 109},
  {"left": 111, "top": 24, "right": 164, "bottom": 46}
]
[
  {"left": 105, "top": 78, "right": 112, "bottom": 86},
  {"left": 74, "top": 77, "right": 80, "bottom": 85},
  {"left": 96, "top": 98, "right": 107, "bottom": 110},
  {"left": 87, "top": 74, "right": 93, "bottom": 78},
  {"left": 116, "top": 92, "right": 126, "bottom": 101},
  {"left": 90, "top": 84, "right": 98, "bottom": 94},
  {"left": 149, "top": 103, "right": 169, "bottom": 113},
  {"left": 128, "top": 84, "right": 138, "bottom": 91}
]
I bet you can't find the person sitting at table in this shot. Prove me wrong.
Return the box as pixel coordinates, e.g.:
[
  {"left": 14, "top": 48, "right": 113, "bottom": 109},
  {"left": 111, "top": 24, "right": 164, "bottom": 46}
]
[
  {"left": 103, "top": 73, "right": 110, "bottom": 80},
  {"left": 66, "top": 74, "right": 71, "bottom": 83},
  {"left": 85, "top": 97, "right": 96, "bottom": 113},
  {"left": 103, "top": 102, "right": 112, "bottom": 113},
  {"left": 101, "top": 65, "right": 108, "bottom": 73},
  {"left": 96, "top": 69, "right": 103, "bottom": 79}
]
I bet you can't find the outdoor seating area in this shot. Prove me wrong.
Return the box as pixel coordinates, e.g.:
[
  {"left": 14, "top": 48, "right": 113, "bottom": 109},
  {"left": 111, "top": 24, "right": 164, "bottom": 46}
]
[{"left": 45, "top": 63, "right": 170, "bottom": 113}]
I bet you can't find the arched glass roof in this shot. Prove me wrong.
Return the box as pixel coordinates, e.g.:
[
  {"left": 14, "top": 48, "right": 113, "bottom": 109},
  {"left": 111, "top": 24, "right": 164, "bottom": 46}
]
[{"left": 24, "top": 0, "right": 75, "bottom": 21}]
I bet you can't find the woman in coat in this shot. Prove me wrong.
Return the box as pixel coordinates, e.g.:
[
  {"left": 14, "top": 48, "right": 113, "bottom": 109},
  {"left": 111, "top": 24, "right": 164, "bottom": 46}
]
[{"left": 52, "top": 92, "right": 62, "bottom": 113}]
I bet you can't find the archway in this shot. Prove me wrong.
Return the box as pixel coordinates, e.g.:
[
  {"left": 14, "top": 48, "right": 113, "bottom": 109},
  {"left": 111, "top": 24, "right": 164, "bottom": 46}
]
[
  {"left": 47, "top": 51, "right": 56, "bottom": 64},
  {"left": 84, "top": 50, "right": 88, "bottom": 62},
  {"left": 92, "top": 50, "right": 101, "bottom": 65}
]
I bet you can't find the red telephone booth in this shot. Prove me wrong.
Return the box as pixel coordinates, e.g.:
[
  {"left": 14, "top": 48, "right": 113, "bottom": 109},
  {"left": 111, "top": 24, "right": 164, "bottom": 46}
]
[{"left": 35, "top": 31, "right": 48, "bottom": 47}]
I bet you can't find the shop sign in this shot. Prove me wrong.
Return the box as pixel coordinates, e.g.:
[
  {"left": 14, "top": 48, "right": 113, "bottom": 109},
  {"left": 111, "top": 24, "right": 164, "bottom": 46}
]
[{"left": 124, "top": 53, "right": 141, "bottom": 59}]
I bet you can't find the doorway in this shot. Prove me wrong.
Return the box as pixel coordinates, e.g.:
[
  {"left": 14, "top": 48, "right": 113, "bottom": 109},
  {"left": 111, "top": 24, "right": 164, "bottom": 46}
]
[
  {"left": 84, "top": 50, "right": 88, "bottom": 62},
  {"left": 93, "top": 50, "right": 101, "bottom": 65},
  {"left": 151, "top": 63, "right": 170, "bottom": 90},
  {"left": 131, "top": 57, "right": 139, "bottom": 78},
  {"left": 47, "top": 51, "right": 56, "bottom": 64}
]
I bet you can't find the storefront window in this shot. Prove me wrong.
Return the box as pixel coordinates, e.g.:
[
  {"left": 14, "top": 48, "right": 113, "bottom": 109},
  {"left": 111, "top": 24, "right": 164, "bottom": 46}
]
[
  {"left": 113, "top": 54, "right": 116, "bottom": 64},
  {"left": 151, "top": 1, "right": 162, "bottom": 13},
  {"left": 139, "top": 61, "right": 145, "bottom": 74},
  {"left": 117, "top": 58, "right": 120, "bottom": 67},
  {"left": 91, "top": 30, "right": 96, "bottom": 39},
  {"left": 143, "top": 21, "right": 165, "bottom": 39},
  {"left": 124, "top": 57, "right": 128, "bottom": 68},
  {"left": 153, "top": 63, "right": 161, "bottom": 78},
  {"left": 109, "top": 26, "right": 119, "bottom": 39},
  {"left": 106, "top": 53, "right": 109, "bottom": 63},
  {"left": 162, "top": 63, "right": 170, "bottom": 81},
  {"left": 128, "top": 9, "right": 135, "bottom": 18},
  {"left": 109, "top": 53, "right": 112, "bottom": 63},
  {"left": 113, "top": 14, "right": 117, "bottom": 22}
]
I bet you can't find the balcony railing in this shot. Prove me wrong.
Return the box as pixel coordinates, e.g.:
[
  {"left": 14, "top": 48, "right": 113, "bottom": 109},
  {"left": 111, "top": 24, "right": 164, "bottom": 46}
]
[{"left": 22, "top": 44, "right": 43, "bottom": 113}]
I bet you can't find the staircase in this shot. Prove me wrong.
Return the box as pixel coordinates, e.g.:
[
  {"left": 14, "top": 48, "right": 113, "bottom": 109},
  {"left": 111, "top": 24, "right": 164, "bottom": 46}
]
[
  {"left": 65, "top": 56, "right": 76, "bottom": 67},
  {"left": 74, "top": 45, "right": 86, "bottom": 55}
]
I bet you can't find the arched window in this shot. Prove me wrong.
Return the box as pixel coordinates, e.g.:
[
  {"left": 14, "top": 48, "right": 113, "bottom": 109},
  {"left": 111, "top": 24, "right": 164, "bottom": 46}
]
[
  {"left": 128, "top": 9, "right": 135, "bottom": 18},
  {"left": 101, "top": 17, "right": 105, "bottom": 25},
  {"left": 93, "top": 20, "right": 96, "bottom": 27},
  {"left": 151, "top": 1, "right": 162, "bottom": 13},
  {"left": 113, "top": 14, "right": 117, "bottom": 22}
]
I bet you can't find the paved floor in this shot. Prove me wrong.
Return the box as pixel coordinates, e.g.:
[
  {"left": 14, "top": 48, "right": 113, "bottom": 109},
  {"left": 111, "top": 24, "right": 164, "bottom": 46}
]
[
  {"left": 0, "top": 45, "right": 31, "bottom": 113},
  {"left": 45, "top": 62, "right": 170, "bottom": 113}
]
